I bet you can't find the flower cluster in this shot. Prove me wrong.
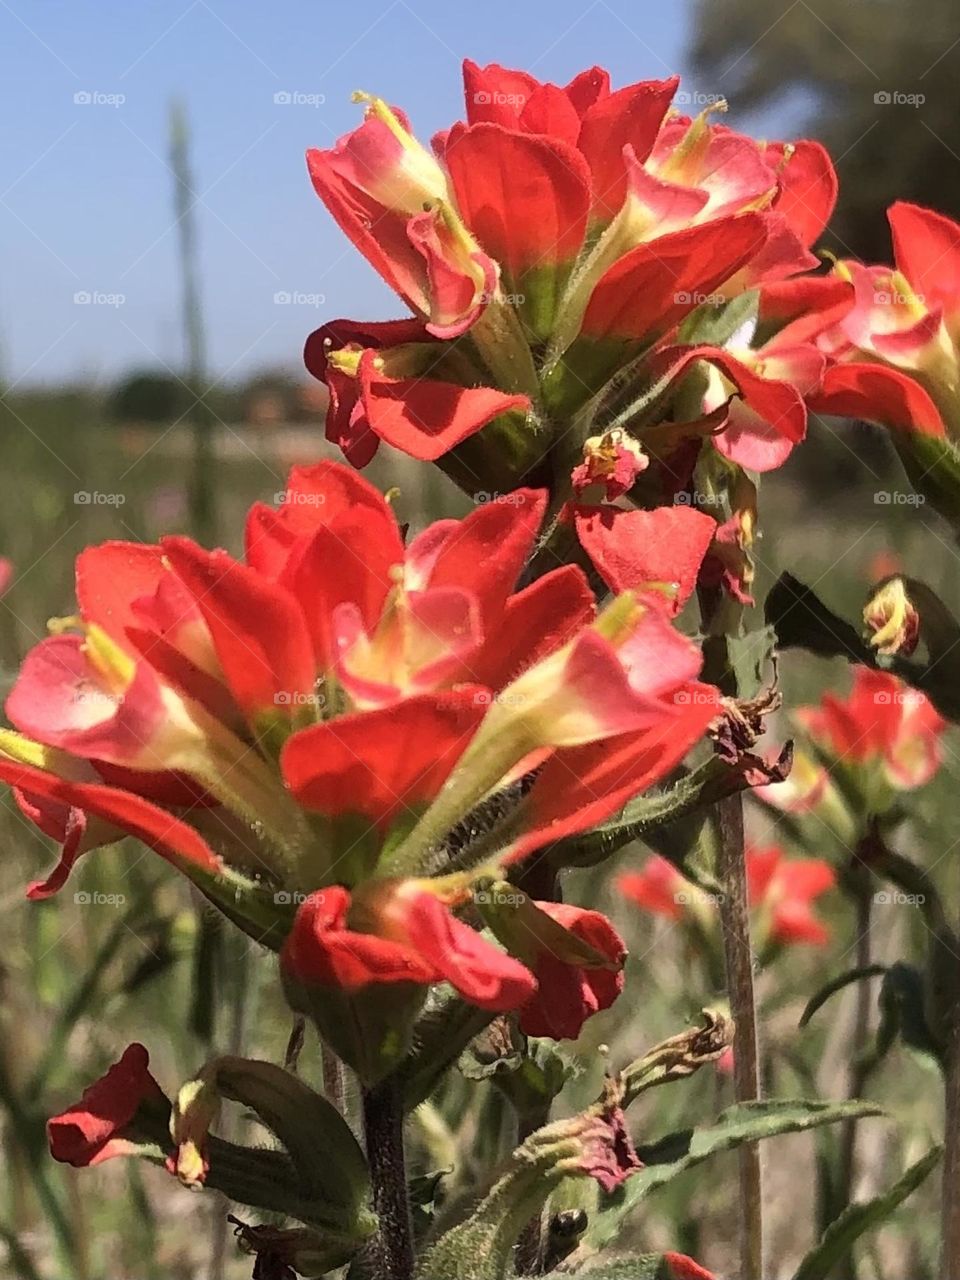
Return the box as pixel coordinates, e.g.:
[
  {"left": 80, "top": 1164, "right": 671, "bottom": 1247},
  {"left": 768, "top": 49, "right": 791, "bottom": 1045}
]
[
  {"left": 15, "top": 51, "right": 960, "bottom": 1280},
  {"left": 306, "top": 60, "right": 841, "bottom": 492},
  {"left": 760, "top": 666, "right": 945, "bottom": 831},
  {"left": 1, "top": 460, "right": 721, "bottom": 1082},
  {"left": 621, "top": 843, "right": 836, "bottom": 952}
]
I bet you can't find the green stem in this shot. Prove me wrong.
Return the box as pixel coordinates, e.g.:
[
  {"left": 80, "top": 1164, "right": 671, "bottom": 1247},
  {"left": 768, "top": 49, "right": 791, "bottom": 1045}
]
[{"left": 830, "top": 872, "right": 874, "bottom": 1277}]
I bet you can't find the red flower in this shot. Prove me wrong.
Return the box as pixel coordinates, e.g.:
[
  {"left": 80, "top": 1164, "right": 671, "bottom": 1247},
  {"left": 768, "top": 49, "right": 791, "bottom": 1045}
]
[
  {"left": 572, "top": 504, "right": 717, "bottom": 614},
  {"left": 305, "top": 61, "right": 834, "bottom": 468},
  {"left": 48, "top": 1044, "right": 168, "bottom": 1167},
  {"left": 281, "top": 882, "right": 536, "bottom": 1012},
  {"left": 747, "top": 845, "right": 836, "bottom": 947},
  {"left": 621, "top": 845, "right": 835, "bottom": 949},
  {"left": 516, "top": 902, "right": 626, "bottom": 1040},
  {"left": 797, "top": 666, "right": 945, "bottom": 793},
  {"left": 805, "top": 202, "right": 960, "bottom": 437},
  {"left": 1, "top": 461, "right": 718, "bottom": 1049}
]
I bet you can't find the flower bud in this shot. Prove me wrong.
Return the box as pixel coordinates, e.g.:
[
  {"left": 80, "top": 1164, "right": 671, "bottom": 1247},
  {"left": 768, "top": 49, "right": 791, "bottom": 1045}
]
[{"left": 863, "top": 576, "right": 920, "bottom": 657}]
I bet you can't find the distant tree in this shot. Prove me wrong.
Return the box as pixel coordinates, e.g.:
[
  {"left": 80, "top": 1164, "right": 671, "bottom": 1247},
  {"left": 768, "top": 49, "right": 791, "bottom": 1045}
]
[
  {"left": 689, "top": 0, "right": 960, "bottom": 259},
  {"left": 109, "top": 370, "right": 185, "bottom": 424}
]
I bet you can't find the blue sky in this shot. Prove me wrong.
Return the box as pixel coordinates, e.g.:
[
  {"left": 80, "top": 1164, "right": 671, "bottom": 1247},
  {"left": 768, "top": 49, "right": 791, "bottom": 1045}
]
[{"left": 0, "top": 0, "right": 784, "bottom": 388}]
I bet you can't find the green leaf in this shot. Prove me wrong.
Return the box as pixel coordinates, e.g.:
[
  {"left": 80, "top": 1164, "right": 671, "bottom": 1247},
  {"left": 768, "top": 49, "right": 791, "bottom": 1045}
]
[
  {"left": 766, "top": 573, "right": 868, "bottom": 665},
  {"left": 583, "top": 1099, "right": 883, "bottom": 1250},
  {"left": 549, "top": 756, "right": 749, "bottom": 880},
  {"left": 799, "top": 966, "right": 888, "bottom": 1029},
  {"left": 893, "top": 430, "right": 960, "bottom": 540},
  {"left": 791, "top": 1146, "right": 942, "bottom": 1280},
  {"left": 766, "top": 573, "right": 960, "bottom": 722}
]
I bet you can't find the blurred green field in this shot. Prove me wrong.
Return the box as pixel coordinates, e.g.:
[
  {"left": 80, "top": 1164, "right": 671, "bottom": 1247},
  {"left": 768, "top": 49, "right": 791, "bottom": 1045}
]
[{"left": 0, "top": 393, "right": 955, "bottom": 1279}]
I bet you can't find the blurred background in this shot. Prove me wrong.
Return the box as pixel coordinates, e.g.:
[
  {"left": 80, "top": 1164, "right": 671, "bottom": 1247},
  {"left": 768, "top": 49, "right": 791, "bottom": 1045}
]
[{"left": 2, "top": 0, "right": 960, "bottom": 1276}]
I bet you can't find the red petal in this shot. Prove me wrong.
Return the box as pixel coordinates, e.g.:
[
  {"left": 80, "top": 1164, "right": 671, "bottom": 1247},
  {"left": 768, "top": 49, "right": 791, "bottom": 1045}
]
[
  {"left": 563, "top": 66, "right": 611, "bottom": 115},
  {"left": 161, "top": 538, "right": 315, "bottom": 720},
  {"left": 461, "top": 60, "right": 539, "bottom": 127},
  {"left": 470, "top": 565, "right": 596, "bottom": 689},
  {"left": 519, "top": 83, "right": 582, "bottom": 146},
  {"left": 619, "top": 858, "right": 685, "bottom": 919},
  {"left": 403, "top": 892, "right": 536, "bottom": 1011},
  {"left": 768, "top": 139, "right": 838, "bottom": 247},
  {"left": 809, "top": 361, "right": 946, "bottom": 436},
  {"left": 6, "top": 634, "right": 168, "bottom": 767},
  {"left": 359, "top": 353, "right": 529, "bottom": 460},
  {"left": 76, "top": 542, "right": 165, "bottom": 652},
  {"left": 652, "top": 343, "right": 808, "bottom": 471},
  {"left": 444, "top": 123, "right": 591, "bottom": 276},
  {"left": 578, "top": 77, "right": 679, "bottom": 221},
  {"left": 889, "top": 201, "right": 960, "bottom": 320},
  {"left": 281, "top": 690, "right": 487, "bottom": 830},
  {"left": 0, "top": 758, "right": 221, "bottom": 890},
  {"left": 664, "top": 1254, "right": 719, "bottom": 1280},
  {"left": 281, "top": 516, "right": 396, "bottom": 673},
  {"left": 574, "top": 505, "right": 715, "bottom": 611},
  {"left": 760, "top": 275, "right": 855, "bottom": 345},
  {"left": 503, "top": 690, "right": 718, "bottom": 863},
  {"left": 303, "top": 317, "right": 430, "bottom": 468},
  {"left": 306, "top": 149, "right": 428, "bottom": 317},
  {"left": 422, "top": 488, "right": 547, "bottom": 618},
  {"left": 581, "top": 213, "right": 767, "bottom": 342},
  {"left": 282, "top": 887, "right": 437, "bottom": 989},
  {"left": 48, "top": 1043, "right": 167, "bottom": 1168},
  {"left": 519, "top": 903, "right": 625, "bottom": 1039}
]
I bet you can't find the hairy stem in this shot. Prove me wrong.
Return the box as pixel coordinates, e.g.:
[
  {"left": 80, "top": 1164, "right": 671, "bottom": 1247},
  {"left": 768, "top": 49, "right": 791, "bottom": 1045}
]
[
  {"left": 362, "top": 1079, "right": 415, "bottom": 1280},
  {"left": 717, "top": 792, "right": 763, "bottom": 1280},
  {"left": 831, "top": 874, "right": 874, "bottom": 1276},
  {"left": 943, "top": 1034, "right": 960, "bottom": 1280}
]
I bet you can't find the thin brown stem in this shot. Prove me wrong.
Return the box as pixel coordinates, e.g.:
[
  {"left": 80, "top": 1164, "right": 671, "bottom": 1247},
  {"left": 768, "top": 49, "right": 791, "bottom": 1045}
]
[{"left": 717, "top": 792, "right": 763, "bottom": 1280}]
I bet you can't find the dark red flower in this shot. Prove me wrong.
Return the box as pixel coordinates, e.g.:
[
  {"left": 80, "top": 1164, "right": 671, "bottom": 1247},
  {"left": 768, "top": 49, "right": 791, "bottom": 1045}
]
[{"left": 48, "top": 1044, "right": 168, "bottom": 1167}]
